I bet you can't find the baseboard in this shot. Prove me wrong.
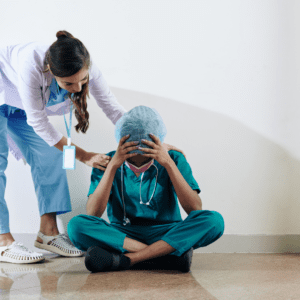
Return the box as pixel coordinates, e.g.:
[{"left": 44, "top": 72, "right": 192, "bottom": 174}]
[
  {"left": 195, "top": 234, "right": 300, "bottom": 253},
  {"left": 11, "top": 234, "right": 300, "bottom": 254}
]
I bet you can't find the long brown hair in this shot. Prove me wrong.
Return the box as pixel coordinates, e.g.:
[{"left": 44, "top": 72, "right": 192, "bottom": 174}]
[{"left": 44, "top": 30, "right": 90, "bottom": 133}]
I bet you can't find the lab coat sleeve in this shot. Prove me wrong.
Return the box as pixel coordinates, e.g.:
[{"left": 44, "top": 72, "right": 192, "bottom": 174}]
[
  {"left": 88, "top": 60, "right": 127, "bottom": 125},
  {"left": 18, "top": 62, "right": 63, "bottom": 146}
]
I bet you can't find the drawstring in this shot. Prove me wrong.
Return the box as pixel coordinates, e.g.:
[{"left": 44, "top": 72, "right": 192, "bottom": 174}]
[{"left": 121, "top": 163, "right": 158, "bottom": 226}]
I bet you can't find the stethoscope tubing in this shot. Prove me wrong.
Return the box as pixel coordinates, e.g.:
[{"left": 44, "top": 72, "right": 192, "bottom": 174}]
[{"left": 121, "top": 162, "right": 158, "bottom": 226}]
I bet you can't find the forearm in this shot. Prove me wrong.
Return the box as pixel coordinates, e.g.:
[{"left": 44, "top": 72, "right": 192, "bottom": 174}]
[
  {"left": 86, "top": 163, "right": 118, "bottom": 217},
  {"left": 165, "top": 160, "right": 202, "bottom": 214},
  {"left": 54, "top": 136, "right": 87, "bottom": 162}
]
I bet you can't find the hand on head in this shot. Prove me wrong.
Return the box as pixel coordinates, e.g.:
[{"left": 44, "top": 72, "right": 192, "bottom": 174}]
[
  {"left": 110, "top": 135, "right": 140, "bottom": 169},
  {"left": 140, "top": 134, "right": 171, "bottom": 168}
]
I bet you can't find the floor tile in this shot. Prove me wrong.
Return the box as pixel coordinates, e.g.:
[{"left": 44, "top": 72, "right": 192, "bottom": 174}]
[{"left": 1, "top": 254, "right": 299, "bottom": 300}]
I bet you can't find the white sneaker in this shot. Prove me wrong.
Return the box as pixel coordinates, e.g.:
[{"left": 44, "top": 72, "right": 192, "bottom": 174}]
[
  {"left": 0, "top": 242, "right": 45, "bottom": 264},
  {"left": 34, "top": 232, "right": 84, "bottom": 257}
]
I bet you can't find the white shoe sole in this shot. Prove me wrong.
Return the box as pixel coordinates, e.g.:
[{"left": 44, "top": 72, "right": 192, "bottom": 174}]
[
  {"left": 34, "top": 241, "right": 84, "bottom": 257},
  {"left": 0, "top": 255, "right": 45, "bottom": 264}
]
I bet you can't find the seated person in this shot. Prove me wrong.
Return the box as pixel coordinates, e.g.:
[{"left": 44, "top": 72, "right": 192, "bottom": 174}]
[{"left": 68, "top": 105, "right": 225, "bottom": 273}]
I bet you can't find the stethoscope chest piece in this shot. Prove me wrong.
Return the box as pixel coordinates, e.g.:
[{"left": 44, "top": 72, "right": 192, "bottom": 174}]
[{"left": 123, "top": 217, "right": 131, "bottom": 226}]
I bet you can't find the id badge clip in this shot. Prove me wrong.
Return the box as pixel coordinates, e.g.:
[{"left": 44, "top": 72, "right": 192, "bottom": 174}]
[{"left": 63, "top": 104, "right": 76, "bottom": 170}]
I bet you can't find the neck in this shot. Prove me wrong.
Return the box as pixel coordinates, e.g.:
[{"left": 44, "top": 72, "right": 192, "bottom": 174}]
[{"left": 127, "top": 155, "right": 152, "bottom": 167}]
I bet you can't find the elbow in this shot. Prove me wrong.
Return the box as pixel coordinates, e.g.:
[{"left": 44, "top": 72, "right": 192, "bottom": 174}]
[
  {"left": 86, "top": 199, "right": 100, "bottom": 217},
  {"left": 185, "top": 195, "right": 202, "bottom": 214},
  {"left": 86, "top": 204, "right": 103, "bottom": 217},
  {"left": 86, "top": 209, "right": 103, "bottom": 218},
  {"left": 86, "top": 207, "right": 95, "bottom": 216},
  {"left": 86, "top": 203, "right": 104, "bottom": 218},
  {"left": 186, "top": 204, "right": 202, "bottom": 215},
  {"left": 86, "top": 194, "right": 109, "bottom": 218}
]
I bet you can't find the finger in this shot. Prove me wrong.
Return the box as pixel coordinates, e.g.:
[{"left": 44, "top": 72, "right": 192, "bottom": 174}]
[
  {"left": 102, "top": 157, "right": 111, "bottom": 163},
  {"left": 138, "top": 147, "right": 156, "bottom": 153},
  {"left": 172, "top": 147, "right": 186, "bottom": 158},
  {"left": 94, "top": 165, "right": 106, "bottom": 171},
  {"left": 141, "top": 139, "right": 156, "bottom": 148},
  {"left": 122, "top": 141, "right": 139, "bottom": 149},
  {"left": 141, "top": 153, "right": 153, "bottom": 158},
  {"left": 126, "top": 153, "right": 139, "bottom": 159},
  {"left": 123, "top": 145, "right": 139, "bottom": 153},
  {"left": 94, "top": 160, "right": 109, "bottom": 167},
  {"left": 101, "top": 161, "right": 109, "bottom": 167},
  {"left": 119, "top": 134, "right": 130, "bottom": 146},
  {"left": 149, "top": 133, "right": 161, "bottom": 144}
]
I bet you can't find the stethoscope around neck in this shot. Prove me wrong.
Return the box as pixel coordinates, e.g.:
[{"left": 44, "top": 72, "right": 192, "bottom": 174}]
[{"left": 121, "top": 162, "right": 158, "bottom": 226}]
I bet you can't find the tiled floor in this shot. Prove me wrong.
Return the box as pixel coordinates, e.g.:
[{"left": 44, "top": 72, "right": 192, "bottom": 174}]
[{"left": 0, "top": 253, "right": 299, "bottom": 300}]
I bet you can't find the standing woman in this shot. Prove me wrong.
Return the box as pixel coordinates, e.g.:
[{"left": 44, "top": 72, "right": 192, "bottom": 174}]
[
  {"left": 0, "top": 30, "right": 121, "bottom": 263},
  {"left": 0, "top": 30, "right": 183, "bottom": 264}
]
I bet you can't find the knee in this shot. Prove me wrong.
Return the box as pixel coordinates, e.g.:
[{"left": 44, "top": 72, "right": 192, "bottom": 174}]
[
  {"left": 67, "top": 214, "right": 87, "bottom": 245},
  {"left": 207, "top": 211, "right": 225, "bottom": 237},
  {"left": 191, "top": 210, "right": 224, "bottom": 237}
]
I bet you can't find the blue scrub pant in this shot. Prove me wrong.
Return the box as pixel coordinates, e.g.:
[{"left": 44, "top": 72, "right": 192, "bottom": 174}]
[
  {"left": 68, "top": 210, "right": 224, "bottom": 256},
  {"left": 0, "top": 105, "right": 71, "bottom": 234}
]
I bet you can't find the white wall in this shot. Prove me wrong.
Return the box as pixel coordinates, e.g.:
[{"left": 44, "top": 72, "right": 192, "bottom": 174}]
[{"left": 1, "top": 0, "right": 299, "bottom": 235}]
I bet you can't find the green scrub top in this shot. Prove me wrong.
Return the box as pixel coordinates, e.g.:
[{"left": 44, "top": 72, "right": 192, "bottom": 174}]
[{"left": 87, "top": 150, "right": 201, "bottom": 225}]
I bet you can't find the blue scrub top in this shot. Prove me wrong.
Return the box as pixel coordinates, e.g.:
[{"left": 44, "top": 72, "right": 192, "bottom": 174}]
[
  {"left": 46, "top": 78, "right": 69, "bottom": 107},
  {"left": 88, "top": 150, "right": 201, "bottom": 225},
  {"left": 0, "top": 79, "right": 69, "bottom": 116}
]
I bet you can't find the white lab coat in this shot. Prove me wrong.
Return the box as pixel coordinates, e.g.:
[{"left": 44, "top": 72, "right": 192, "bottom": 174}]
[{"left": 0, "top": 42, "right": 126, "bottom": 159}]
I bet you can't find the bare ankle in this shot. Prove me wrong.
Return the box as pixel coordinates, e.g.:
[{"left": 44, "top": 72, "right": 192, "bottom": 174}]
[
  {"left": 0, "top": 233, "right": 15, "bottom": 247},
  {"left": 40, "top": 213, "right": 59, "bottom": 236},
  {"left": 124, "top": 253, "right": 137, "bottom": 266},
  {"left": 39, "top": 228, "right": 59, "bottom": 237},
  {"left": 123, "top": 237, "right": 148, "bottom": 253}
]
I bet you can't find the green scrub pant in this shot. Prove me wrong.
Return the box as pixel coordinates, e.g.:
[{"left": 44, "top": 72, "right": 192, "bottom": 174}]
[{"left": 68, "top": 210, "right": 224, "bottom": 257}]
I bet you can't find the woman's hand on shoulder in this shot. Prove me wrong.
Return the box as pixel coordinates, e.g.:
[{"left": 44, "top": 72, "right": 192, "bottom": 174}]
[
  {"left": 83, "top": 152, "right": 111, "bottom": 171},
  {"left": 162, "top": 143, "right": 186, "bottom": 158}
]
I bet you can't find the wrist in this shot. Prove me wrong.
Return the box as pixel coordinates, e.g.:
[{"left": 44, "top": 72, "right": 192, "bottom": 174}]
[
  {"left": 109, "top": 157, "right": 121, "bottom": 171},
  {"left": 78, "top": 150, "right": 89, "bottom": 163},
  {"left": 164, "top": 157, "right": 175, "bottom": 170}
]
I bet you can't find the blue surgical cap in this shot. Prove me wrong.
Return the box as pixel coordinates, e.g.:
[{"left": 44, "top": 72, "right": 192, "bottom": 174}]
[{"left": 115, "top": 106, "right": 167, "bottom": 154}]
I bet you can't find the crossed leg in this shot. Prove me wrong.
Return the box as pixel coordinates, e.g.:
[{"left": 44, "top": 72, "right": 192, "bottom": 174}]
[{"left": 123, "top": 237, "right": 175, "bottom": 266}]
